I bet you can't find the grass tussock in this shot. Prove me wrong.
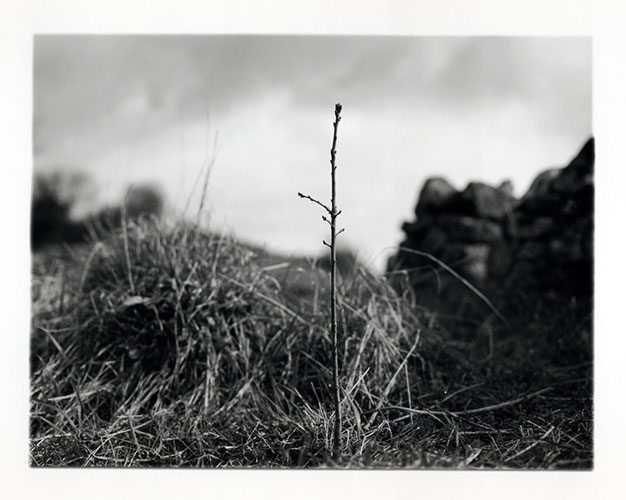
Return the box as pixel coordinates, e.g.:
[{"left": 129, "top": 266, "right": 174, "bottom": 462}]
[
  {"left": 31, "top": 218, "right": 423, "bottom": 466},
  {"left": 30, "top": 218, "right": 592, "bottom": 468}
]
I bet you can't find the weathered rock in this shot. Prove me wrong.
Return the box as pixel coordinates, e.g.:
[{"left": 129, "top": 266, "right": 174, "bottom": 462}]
[
  {"left": 443, "top": 182, "right": 515, "bottom": 220},
  {"left": 553, "top": 170, "right": 594, "bottom": 197},
  {"left": 552, "top": 138, "right": 594, "bottom": 195},
  {"left": 388, "top": 137, "right": 594, "bottom": 314},
  {"left": 487, "top": 239, "right": 512, "bottom": 278},
  {"left": 514, "top": 216, "right": 554, "bottom": 239},
  {"left": 420, "top": 226, "right": 448, "bottom": 254},
  {"left": 550, "top": 238, "right": 584, "bottom": 263},
  {"left": 517, "top": 194, "right": 564, "bottom": 216},
  {"left": 401, "top": 215, "right": 436, "bottom": 238},
  {"left": 550, "top": 216, "right": 593, "bottom": 263},
  {"left": 522, "top": 168, "right": 561, "bottom": 200},
  {"left": 443, "top": 243, "right": 491, "bottom": 282},
  {"left": 517, "top": 241, "right": 550, "bottom": 260},
  {"left": 415, "top": 177, "right": 458, "bottom": 217},
  {"left": 499, "top": 180, "right": 514, "bottom": 197},
  {"left": 437, "top": 215, "right": 503, "bottom": 243},
  {"left": 517, "top": 168, "right": 562, "bottom": 215},
  {"left": 562, "top": 183, "right": 593, "bottom": 217}
]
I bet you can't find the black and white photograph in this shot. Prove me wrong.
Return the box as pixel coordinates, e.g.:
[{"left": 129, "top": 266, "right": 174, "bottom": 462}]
[
  {"left": 2, "top": 1, "right": 626, "bottom": 498},
  {"left": 30, "top": 34, "right": 593, "bottom": 469}
]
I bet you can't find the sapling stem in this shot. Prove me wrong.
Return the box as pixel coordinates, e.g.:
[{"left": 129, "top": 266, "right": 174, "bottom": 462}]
[{"left": 298, "top": 103, "right": 344, "bottom": 457}]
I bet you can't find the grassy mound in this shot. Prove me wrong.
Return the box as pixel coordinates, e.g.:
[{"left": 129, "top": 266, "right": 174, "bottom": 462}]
[
  {"left": 30, "top": 218, "right": 592, "bottom": 468},
  {"left": 30, "top": 219, "right": 436, "bottom": 466}
]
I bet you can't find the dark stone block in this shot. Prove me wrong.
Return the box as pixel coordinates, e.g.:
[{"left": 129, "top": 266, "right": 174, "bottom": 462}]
[
  {"left": 516, "top": 193, "right": 565, "bottom": 216},
  {"left": 487, "top": 239, "right": 512, "bottom": 278},
  {"left": 562, "top": 182, "right": 594, "bottom": 217},
  {"left": 437, "top": 215, "right": 503, "bottom": 243},
  {"left": 420, "top": 226, "right": 449, "bottom": 254},
  {"left": 555, "top": 138, "right": 594, "bottom": 194},
  {"left": 515, "top": 216, "right": 554, "bottom": 239},
  {"left": 517, "top": 241, "right": 550, "bottom": 260},
  {"left": 415, "top": 177, "right": 458, "bottom": 217},
  {"left": 442, "top": 243, "right": 491, "bottom": 282},
  {"left": 517, "top": 168, "right": 563, "bottom": 215},
  {"left": 442, "top": 182, "right": 515, "bottom": 220},
  {"left": 401, "top": 216, "right": 435, "bottom": 237},
  {"left": 499, "top": 180, "right": 514, "bottom": 197},
  {"left": 388, "top": 138, "right": 594, "bottom": 314}
]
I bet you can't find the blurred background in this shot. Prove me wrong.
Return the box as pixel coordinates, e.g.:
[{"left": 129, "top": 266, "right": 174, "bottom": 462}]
[{"left": 33, "top": 36, "right": 591, "bottom": 270}]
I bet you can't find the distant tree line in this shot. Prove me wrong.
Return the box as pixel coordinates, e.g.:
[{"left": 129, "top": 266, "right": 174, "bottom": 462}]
[{"left": 31, "top": 172, "right": 164, "bottom": 250}]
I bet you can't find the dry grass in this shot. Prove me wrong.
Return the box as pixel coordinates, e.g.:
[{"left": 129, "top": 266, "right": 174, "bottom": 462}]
[{"left": 29, "top": 217, "right": 592, "bottom": 468}]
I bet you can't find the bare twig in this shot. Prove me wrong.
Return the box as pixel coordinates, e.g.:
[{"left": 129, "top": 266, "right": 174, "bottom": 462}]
[
  {"left": 297, "top": 192, "right": 331, "bottom": 214},
  {"left": 298, "top": 102, "right": 344, "bottom": 457}
]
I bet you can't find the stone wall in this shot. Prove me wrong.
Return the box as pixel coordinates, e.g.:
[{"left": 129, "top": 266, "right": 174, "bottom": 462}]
[{"left": 388, "top": 138, "right": 594, "bottom": 316}]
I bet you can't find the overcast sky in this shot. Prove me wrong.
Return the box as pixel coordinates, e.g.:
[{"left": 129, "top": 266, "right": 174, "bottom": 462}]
[{"left": 33, "top": 36, "right": 591, "bottom": 269}]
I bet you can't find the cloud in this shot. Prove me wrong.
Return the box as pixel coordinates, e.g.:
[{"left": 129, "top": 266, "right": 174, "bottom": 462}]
[
  {"left": 34, "top": 36, "right": 591, "bottom": 152},
  {"left": 426, "top": 38, "right": 591, "bottom": 136},
  {"left": 33, "top": 36, "right": 592, "bottom": 270}
]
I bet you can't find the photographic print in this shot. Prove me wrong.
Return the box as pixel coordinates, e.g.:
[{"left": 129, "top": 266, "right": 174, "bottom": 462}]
[{"left": 30, "top": 35, "right": 592, "bottom": 469}]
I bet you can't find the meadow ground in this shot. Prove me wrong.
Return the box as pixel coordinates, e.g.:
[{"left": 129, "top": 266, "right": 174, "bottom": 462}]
[{"left": 29, "top": 218, "right": 592, "bottom": 468}]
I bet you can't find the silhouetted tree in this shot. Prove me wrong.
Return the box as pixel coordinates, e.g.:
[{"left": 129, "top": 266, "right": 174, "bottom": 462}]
[
  {"left": 125, "top": 185, "right": 164, "bottom": 219},
  {"left": 32, "top": 173, "right": 165, "bottom": 250},
  {"left": 31, "top": 172, "right": 88, "bottom": 250},
  {"left": 83, "top": 184, "right": 165, "bottom": 237}
]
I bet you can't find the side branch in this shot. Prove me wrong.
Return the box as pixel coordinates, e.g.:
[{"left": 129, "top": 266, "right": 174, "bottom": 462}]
[{"left": 297, "top": 192, "right": 331, "bottom": 214}]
